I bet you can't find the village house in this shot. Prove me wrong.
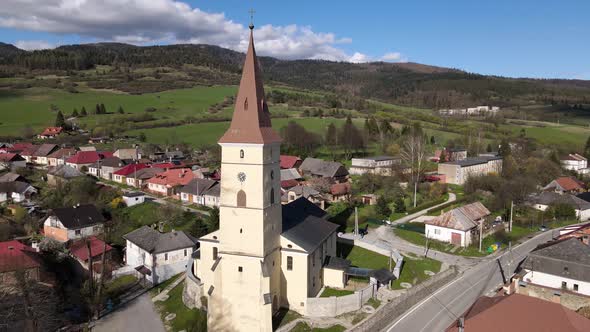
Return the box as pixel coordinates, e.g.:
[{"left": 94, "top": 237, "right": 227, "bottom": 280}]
[
  {"left": 349, "top": 156, "right": 401, "bottom": 176},
  {"left": 530, "top": 192, "right": 590, "bottom": 221},
  {"left": 122, "top": 192, "right": 146, "bottom": 207},
  {"left": 543, "top": 176, "right": 586, "bottom": 194},
  {"left": 68, "top": 236, "right": 113, "bottom": 277},
  {"left": 0, "top": 181, "right": 37, "bottom": 203},
  {"left": 437, "top": 155, "right": 503, "bottom": 185},
  {"left": 31, "top": 143, "right": 59, "bottom": 165},
  {"left": 88, "top": 156, "right": 127, "bottom": 180},
  {"left": 561, "top": 153, "right": 590, "bottom": 174},
  {"left": 123, "top": 226, "right": 198, "bottom": 285},
  {"left": 446, "top": 293, "right": 590, "bottom": 332},
  {"left": 20, "top": 144, "right": 39, "bottom": 163},
  {"left": 43, "top": 204, "right": 105, "bottom": 242},
  {"left": 47, "top": 147, "right": 76, "bottom": 167},
  {"left": 425, "top": 202, "right": 491, "bottom": 247},
  {"left": 113, "top": 148, "right": 140, "bottom": 161},
  {"left": 46, "top": 164, "right": 85, "bottom": 186},
  {"left": 522, "top": 238, "right": 590, "bottom": 296},
  {"left": 111, "top": 163, "right": 148, "bottom": 184},
  {"left": 328, "top": 182, "right": 352, "bottom": 202},
  {"left": 146, "top": 168, "right": 197, "bottom": 197},
  {"left": 38, "top": 126, "right": 63, "bottom": 139},
  {"left": 282, "top": 184, "right": 327, "bottom": 209},
  {"left": 0, "top": 142, "right": 32, "bottom": 154},
  {"left": 280, "top": 168, "right": 302, "bottom": 183},
  {"left": 280, "top": 155, "right": 303, "bottom": 169},
  {"left": 0, "top": 153, "right": 26, "bottom": 171},
  {"left": 66, "top": 151, "right": 108, "bottom": 171},
  {"left": 432, "top": 147, "right": 468, "bottom": 163},
  {"left": 179, "top": 178, "right": 221, "bottom": 208},
  {"left": 0, "top": 240, "right": 42, "bottom": 284},
  {"left": 0, "top": 172, "right": 27, "bottom": 183},
  {"left": 299, "top": 157, "right": 349, "bottom": 182},
  {"left": 124, "top": 167, "right": 164, "bottom": 188}
]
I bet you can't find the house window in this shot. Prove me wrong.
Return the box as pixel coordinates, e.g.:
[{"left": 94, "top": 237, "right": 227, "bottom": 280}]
[
  {"left": 240, "top": 149, "right": 244, "bottom": 159},
  {"left": 562, "top": 281, "right": 567, "bottom": 289},
  {"left": 237, "top": 190, "right": 246, "bottom": 207},
  {"left": 287, "top": 256, "right": 293, "bottom": 271},
  {"left": 75, "top": 230, "right": 81, "bottom": 236},
  {"left": 213, "top": 247, "right": 218, "bottom": 260},
  {"left": 574, "top": 284, "right": 579, "bottom": 292},
  {"left": 184, "top": 249, "right": 187, "bottom": 257},
  {"left": 434, "top": 229, "right": 441, "bottom": 235},
  {"left": 270, "top": 188, "right": 275, "bottom": 204},
  {"left": 312, "top": 252, "right": 315, "bottom": 267},
  {"left": 165, "top": 253, "right": 168, "bottom": 261},
  {"left": 564, "top": 266, "right": 569, "bottom": 273},
  {"left": 238, "top": 266, "right": 243, "bottom": 272}
]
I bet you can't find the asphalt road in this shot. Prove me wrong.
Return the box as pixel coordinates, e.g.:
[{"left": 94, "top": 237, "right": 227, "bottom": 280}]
[
  {"left": 383, "top": 228, "right": 558, "bottom": 332},
  {"left": 92, "top": 293, "right": 166, "bottom": 332}
]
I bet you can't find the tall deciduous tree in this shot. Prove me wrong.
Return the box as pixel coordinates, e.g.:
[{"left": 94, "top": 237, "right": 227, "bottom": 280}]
[
  {"left": 400, "top": 125, "right": 428, "bottom": 207},
  {"left": 339, "top": 115, "right": 365, "bottom": 160}
]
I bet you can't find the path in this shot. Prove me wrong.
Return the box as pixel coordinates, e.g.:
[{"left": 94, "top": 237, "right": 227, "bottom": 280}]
[
  {"left": 152, "top": 274, "right": 186, "bottom": 303},
  {"left": 393, "top": 193, "right": 456, "bottom": 224},
  {"left": 92, "top": 293, "right": 166, "bottom": 332}
]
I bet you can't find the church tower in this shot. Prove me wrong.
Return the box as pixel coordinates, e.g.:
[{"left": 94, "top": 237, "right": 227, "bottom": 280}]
[{"left": 208, "top": 23, "right": 282, "bottom": 332}]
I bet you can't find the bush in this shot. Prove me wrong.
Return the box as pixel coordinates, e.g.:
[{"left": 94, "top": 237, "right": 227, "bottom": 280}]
[{"left": 406, "top": 196, "right": 447, "bottom": 214}]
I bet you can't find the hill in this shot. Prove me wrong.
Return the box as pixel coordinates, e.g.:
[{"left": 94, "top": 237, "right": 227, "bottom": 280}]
[{"left": 0, "top": 42, "right": 589, "bottom": 109}]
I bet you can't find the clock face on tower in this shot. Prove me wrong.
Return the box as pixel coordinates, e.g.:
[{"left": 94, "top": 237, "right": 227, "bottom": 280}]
[{"left": 237, "top": 172, "right": 246, "bottom": 183}]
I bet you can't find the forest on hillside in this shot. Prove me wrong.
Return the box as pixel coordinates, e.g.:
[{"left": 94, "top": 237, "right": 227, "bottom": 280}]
[{"left": 1, "top": 42, "right": 590, "bottom": 109}]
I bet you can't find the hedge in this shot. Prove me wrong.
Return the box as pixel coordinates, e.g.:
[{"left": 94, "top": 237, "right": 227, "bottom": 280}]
[{"left": 406, "top": 196, "right": 448, "bottom": 214}]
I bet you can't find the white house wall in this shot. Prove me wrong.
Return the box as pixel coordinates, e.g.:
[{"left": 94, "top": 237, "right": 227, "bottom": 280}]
[{"left": 524, "top": 270, "right": 590, "bottom": 296}]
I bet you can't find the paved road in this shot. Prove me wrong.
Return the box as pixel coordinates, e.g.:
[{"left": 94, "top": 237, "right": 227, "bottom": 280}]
[
  {"left": 93, "top": 293, "right": 165, "bottom": 332},
  {"left": 383, "top": 229, "right": 558, "bottom": 332}
]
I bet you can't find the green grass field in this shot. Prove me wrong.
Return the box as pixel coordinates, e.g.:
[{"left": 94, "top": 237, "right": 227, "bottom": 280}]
[{"left": 154, "top": 281, "right": 207, "bottom": 332}]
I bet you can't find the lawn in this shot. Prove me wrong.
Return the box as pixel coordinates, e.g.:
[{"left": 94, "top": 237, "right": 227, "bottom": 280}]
[
  {"left": 390, "top": 253, "right": 442, "bottom": 290},
  {"left": 337, "top": 243, "right": 391, "bottom": 270},
  {"left": 320, "top": 287, "right": 355, "bottom": 298},
  {"left": 104, "top": 275, "right": 138, "bottom": 304},
  {"left": 154, "top": 281, "right": 207, "bottom": 332},
  {"left": 273, "top": 309, "right": 302, "bottom": 330},
  {"left": 109, "top": 202, "right": 162, "bottom": 246},
  {"left": 290, "top": 322, "right": 346, "bottom": 332},
  {"left": 150, "top": 273, "right": 183, "bottom": 296}
]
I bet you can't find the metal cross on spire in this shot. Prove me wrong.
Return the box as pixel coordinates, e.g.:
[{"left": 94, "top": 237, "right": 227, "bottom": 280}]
[{"left": 248, "top": 8, "right": 256, "bottom": 29}]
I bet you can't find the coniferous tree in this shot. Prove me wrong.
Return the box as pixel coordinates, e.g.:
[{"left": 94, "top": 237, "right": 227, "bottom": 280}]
[
  {"left": 80, "top": 107, "right": 88, "bottom": 116},
  {"left": 584, "top": 136, "right": 590, "bottom": 158},
  {"left": 375, "top": 196, "right": 392, "bottom": 218},
  {"left": 100, "top": 103, "right": 107, "bottom": 114},
  {"left": 94, "top": 104, "right": 100, "bottom": 115},
  {"left": 55, "top": 111, "right": 65, "bottom": 128},
  {"left": 72, "top": 108, "right": 79, "bottom": 117},
  {"left": 117, "top": 106, "right": 124, "bottom": 114},
  {"left": 498, "top": 139, "right": 512, "bottom": 157}
]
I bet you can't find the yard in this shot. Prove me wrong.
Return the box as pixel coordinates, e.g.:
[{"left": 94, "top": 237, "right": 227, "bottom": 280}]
[
  {"left": 153, "top": 280, "right": 207, "bottom": 332},
  {"left": 290, "top": 322, "right": 346, "bottom": 332},
  {"left": 320, "top": 287, "right": 354, "bottom": 298},
  {"left": 104, "top": 275, "right": 139, "bottom": 304}
]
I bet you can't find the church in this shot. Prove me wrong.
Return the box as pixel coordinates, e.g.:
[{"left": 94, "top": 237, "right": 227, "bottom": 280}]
[{"left": 189, "top": 23, "right": 342, "bottom": 331}]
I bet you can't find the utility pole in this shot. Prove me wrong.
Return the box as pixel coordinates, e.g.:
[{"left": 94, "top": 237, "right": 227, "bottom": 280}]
[
  {"left": 509, "top": 200, "right": 514, "bottom": 232},
  {"left": 413, "top": 181, "right": 418, "bottom": 208},
  {"left": 354, "top": 207, "right": 359, "bottom": 237},
  {"left": 479, "top": 219, "right": 483, "bottom": 253}
]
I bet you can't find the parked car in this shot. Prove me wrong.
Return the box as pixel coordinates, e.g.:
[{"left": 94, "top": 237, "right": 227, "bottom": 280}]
[{"left": 539, "top": 225, "right": 548, "bottom": 232}]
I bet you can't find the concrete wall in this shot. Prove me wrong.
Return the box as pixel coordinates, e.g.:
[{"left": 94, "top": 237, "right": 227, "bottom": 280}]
[
  {"left": 523, "top": 270, "right": 590, "bottom": 297},
  {"left": 516, "top": 279, "right": 590, "bottom": 311},
  {"left": 425, "top": 224, "right": 471, "bottom": 247},
  {"left": 125, "top": 239, "right": 193, "bottom": 285},
  {"left": 323, "top": 268, "right": 346, "bottom": 289},
  {"left": 305, "top": 284, "right": 375, "bottom": 317}
]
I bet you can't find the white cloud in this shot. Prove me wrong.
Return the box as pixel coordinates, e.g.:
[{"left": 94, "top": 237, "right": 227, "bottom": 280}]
[
  {"left": 381, "top": 52, "right": 403, "bottom": 62},
  {"left": 348, "top": 52, "right": 371, "bottom": 63},
  {"left": 14, "top": 40, "right": 55, "bottom": 50}
]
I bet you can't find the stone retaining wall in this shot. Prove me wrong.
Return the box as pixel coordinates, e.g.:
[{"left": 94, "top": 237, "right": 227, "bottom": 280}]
[
  {"left": 305, "top": 284, "right": 375, "bottom": 317},
  {"left": 182, "top": 265, "right": 204, "bottom": 310}
]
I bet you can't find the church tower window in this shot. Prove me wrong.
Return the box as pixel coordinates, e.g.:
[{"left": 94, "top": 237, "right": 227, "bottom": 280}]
[
  {"left": 240, "top": 149, "right": 244, "bottom": 159},
  {"left": 237, "top": 190, "right": 247, "bottom": 207},
  {"left": 244, "top": 98, "right": 248, "bottom": 111},
  {"left": 270, "top": 188, "right": 275, "bottom": 204}
]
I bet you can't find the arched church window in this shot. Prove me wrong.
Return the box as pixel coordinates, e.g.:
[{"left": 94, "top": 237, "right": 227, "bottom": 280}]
[
  {"left": 237, "top": 190, "right": 247, "bottom": 207},
  {"left": 270, "top": 188, "right": 275, "bottom": 204},
  {"left": 240, "top": 149, "right": 244, "bottom": 159},
  {"left": 270, "top": 170, "right": 274, "bottom": 179},
  {"left": 244, "top": 98, "right": 248, "bottom": 110}
]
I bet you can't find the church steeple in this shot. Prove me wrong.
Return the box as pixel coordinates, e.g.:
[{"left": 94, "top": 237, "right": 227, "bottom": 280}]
[{"left": 218, "top": 25, "right": 281, "bottom": 144}]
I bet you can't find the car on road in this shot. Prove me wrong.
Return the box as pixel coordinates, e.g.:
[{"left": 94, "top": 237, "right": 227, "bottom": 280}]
[{"left": 539, "top": 225, "right": 548, "bottom": 232}]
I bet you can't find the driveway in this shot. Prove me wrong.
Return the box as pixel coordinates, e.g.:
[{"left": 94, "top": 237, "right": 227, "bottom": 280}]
[{"left": 92, "top": 293, "right": 165, "bottom": 332}]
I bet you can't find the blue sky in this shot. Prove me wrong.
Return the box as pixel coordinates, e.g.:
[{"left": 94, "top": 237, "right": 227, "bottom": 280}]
[{"left": 0, "top": 0, "right": 588, "bottom": 79}]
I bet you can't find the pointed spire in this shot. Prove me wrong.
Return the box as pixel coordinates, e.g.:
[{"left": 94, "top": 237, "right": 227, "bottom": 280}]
[{"left": 218, "top": 27, "right": 281, "bottom": 144}]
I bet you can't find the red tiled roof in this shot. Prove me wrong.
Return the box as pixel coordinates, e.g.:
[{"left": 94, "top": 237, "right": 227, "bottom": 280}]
[
  {"left": 113, "top": 163, "right": 149, "bottom": 176},
  {"left": 330, "top": 182, "right": 351, "bottom": 195},
  {"left": 447, "top": 293, "right": 590, "bottom": 332},
  {"left": 152, "top": 162, "right": 177, "bottom": 169},
  {"left": 11, "top": 143, "right": 33, "bottom": 151},
  {"left": 0, "top": 240, "right": 41, "bottom": 273},
  {"left": 0, "top": 153, "right": 23, "bottom": 162},
  {"left": 280, "top": 155, "right": 302, "bottom": 169},
  {"left": 20, "top": 145, "right": 40, "bottom": 157},
  {"left": 147, "top": 168, "right": 196, "bottom": 187},
  {"left": 69, "top": 236, "right": 112, "bottom": 262},
  {"left": 281, "top": 179, "right": 299, "bottom": 189},
  {"left": 555, "top": 176, "right": 585, "bottom": 191},
  {"left": 40, "top": 126, "right": 63, "bottom": 136},
  {"left": 66, "top": 151, "right": 101, "bottom": 164}
]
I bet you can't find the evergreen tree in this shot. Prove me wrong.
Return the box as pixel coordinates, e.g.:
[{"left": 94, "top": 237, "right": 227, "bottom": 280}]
[
  {"left": 117, "top": 106, "right": 124, "bottom": 114},
  {"left": 394, "top": 196, "right": 406, "bottom": 213},
  {"left": 81, "top": 106, "right": 87, "bottom": 116},
  {"left": 325, "top": 123, "right": 338, "bottom": 147},
  {"left": 487, "top": 143, "right": 493, "bottom": 153},
  {"left": 72, "top": 108, "right": 79, "bottom": 117},
  {"left": 100, "top": 103, "right": 107, "bottom": 114},
  {"left": 95, "top": 104, "right": 100, "bottom": 115},
  {"left": 430, "top": 135, "right": 435, "bottom": 145},
  {"left": 375, "top": 196, "right": 392, "bottom": 219},
  {"left": 55, "top": 111, "right": 65, "bottom": 128},
  {"left": 498, "top": 139, "right": 512, "bottom": 157},
  {"left": 584, "top": 136, "right": 590, "bottom": 158},
  {"left": 138, "top": 132, "right": 147, "bottom": 142}
]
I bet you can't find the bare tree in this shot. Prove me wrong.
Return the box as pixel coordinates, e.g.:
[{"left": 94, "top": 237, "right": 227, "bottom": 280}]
[{"left": 400, "top": 129, "right": 428, "bottom": 207}]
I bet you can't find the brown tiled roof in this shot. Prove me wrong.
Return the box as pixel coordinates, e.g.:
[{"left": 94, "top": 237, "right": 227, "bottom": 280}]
[
  {"left": 218, "top": 28, "right": 281, "bottom": 145},
  {"left": 554, "top": 176, "right": 585, "bottom": 191},
  {"left": 447, "top": 294, "right": 590, "bottom": 332},
  {"left": 426, "top": 202, "right": 490, "bottom": 231}
]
